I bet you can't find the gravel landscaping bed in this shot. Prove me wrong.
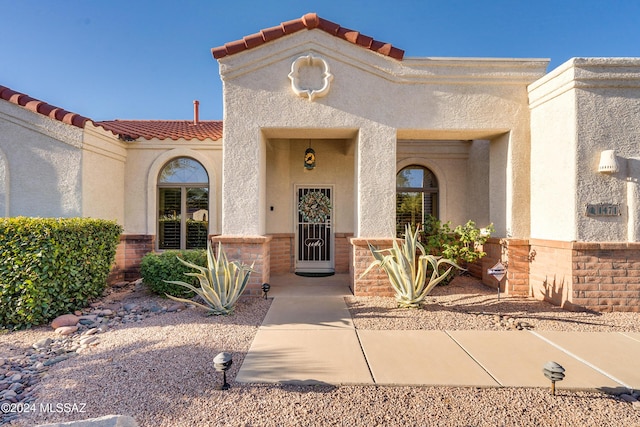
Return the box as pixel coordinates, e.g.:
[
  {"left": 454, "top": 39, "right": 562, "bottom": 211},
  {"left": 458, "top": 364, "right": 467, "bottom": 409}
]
[
  {"left": 347, "top": 276, "right": 640, "bottom": 332},
  {"left": 1, "top": 277, "right": 639, "bottom": 426}
]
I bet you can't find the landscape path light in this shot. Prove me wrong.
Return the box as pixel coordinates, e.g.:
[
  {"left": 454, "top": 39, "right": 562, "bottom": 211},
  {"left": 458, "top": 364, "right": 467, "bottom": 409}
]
[
  {"left": 214, "top": 352, "right": 233, "bottom": 390},
  {"left": 262, "top": 283, "right": 271, "bottom": 299},
  {"left": 542, "top": 361, "right": 565, "bottom": 396}
]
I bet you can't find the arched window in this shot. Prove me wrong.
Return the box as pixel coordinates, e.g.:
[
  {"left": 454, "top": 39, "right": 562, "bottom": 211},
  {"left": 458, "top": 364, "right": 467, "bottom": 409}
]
[
  {"left": 396, "top": 165, "right": 439, "bottom": 237},
  {"left": 158, "top": 158, "right": 209, "bottom": 249}
]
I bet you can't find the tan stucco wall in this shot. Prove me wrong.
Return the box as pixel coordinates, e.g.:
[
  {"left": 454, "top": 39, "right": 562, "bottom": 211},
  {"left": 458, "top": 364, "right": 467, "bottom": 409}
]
[
  {"left": 0, "top": 99, "right": 83, "bottom": 217},
  {"left": 82, "top": 124, "right": 127, "bottom": 224},
  {"left": 266, "top": 138, "right": 355, "bottom": 234},
  {"left": 123, "top": 140, "right": 222, "bottom": 237},
  {"left": 218, "top": 29, "right": 547, "bottom": 238},
  {"left": 530, "top": 58, "right": 640, "bottom": 242},
  {"left": 396, "top": 139, "right": 491, "bottom": 229}
]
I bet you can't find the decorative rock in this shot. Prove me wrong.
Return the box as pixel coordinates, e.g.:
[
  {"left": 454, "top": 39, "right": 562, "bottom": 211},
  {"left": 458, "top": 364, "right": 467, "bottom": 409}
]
[
  {"left": 95, "top": 308, "right": 113, "bottom": 316},
  {"left": 74, "top": 310, "right": 83, "bottom": 316},
  {"left": 124, "top": 303, "right": 139, "bottom": 312},
  {"left": 112, "top": 281, "right": 129, "bottom": 288},
  {"left": 167, "top": 303, "right": 184, "bottom": 312},
  {"left": 43, "top": 354, "right": 75, "bottom": 366},
  {"left": 51, "top": 313, "right": 79, "bottom": 329},
  {"left": 55, "top": 325, "right": 78, "bottom": 335},
  {"left": 79, "top": 315, "right": 98, "bottom": 326},
  {"left": 2, "top": 389, "right": 17, "bottom": 399},
  {"left": 79, "top": 336, "right": 99, "bottom": 346},
  {"left": 83, "top": 327, "right": 100, "bottom": 336},
  {"left": 620, "top": 393, "right": 638, "bottom": 403},
  {"left": 33, "top": 337, "right": 53, "bottom": 350}
]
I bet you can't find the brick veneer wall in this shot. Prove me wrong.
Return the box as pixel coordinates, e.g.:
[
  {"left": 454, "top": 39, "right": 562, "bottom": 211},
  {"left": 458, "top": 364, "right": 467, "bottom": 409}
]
[
  {"left": 210, "top": 235, "right": 271, "bottom": 295},
  {"left": 269, "top": 234, "right": 294, "bottom": 274},
  {"left": 110, "top": 234, "right": 154, "bottom": 284},
  {"left": 334, "top": 233, "right": 353, "bottom": 273},
  {"left": 480, "top": 238, "right": 530, "bottom": 297},
  {"left": 528, "top": 239, "right": 574, "bottom": 308},
  {"left": 350, "top": 237, "right": 396, "bottom": 296},
  {"left": 268, "top": 232, "right": 354, "bottom": 274},
  {"left": 510, "top": 239, "right": 640, "bottom": 312}
]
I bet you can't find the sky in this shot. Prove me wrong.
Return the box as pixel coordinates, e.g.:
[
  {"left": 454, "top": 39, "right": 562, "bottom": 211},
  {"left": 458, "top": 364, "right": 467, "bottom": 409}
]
[{"left": 2, "top": 0, "right": 640, "bottom": 121}]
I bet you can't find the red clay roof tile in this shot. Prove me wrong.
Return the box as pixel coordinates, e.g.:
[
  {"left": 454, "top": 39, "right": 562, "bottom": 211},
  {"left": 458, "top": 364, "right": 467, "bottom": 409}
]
[
  {"left": 0, "top": 85, "right": 91, "bottom": 129},
  {"left": 211, "top": 12, "right": 404, "bottom": 61},
  {"left": 95, "top": 120, "right": 223, "bottom": 141},
  {"left": 0, "top": 84, "right": 223, "bottom": 141}
]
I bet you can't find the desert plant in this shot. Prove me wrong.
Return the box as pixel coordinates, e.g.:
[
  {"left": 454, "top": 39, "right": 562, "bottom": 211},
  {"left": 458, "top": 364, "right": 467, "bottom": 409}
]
[
  {"left": 163, "top": 242, "right": 254, "bottom": 315},
  {"left": 360, "top": 224, "right": 461, "bottom": 308},
  {"left": 140, "top": 250, "right": 207, "bottom": 298}
]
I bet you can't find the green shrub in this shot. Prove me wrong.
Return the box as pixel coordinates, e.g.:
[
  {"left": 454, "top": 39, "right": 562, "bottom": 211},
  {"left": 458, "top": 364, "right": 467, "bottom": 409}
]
[
  {"left": 0, "top": 217, "right": 122, "bottom": 329},
  {"left": 420, "top": 215, "right": 494, "bottom": 285},
  {"left": 140, "top": 250, "right": 207, "bottom": 298}
]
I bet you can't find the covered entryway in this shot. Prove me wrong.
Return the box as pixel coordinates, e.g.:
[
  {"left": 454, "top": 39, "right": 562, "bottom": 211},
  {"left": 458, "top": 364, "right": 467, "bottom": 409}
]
[{"left": 264, "top": 136, "right": 356, "bottom": 278}]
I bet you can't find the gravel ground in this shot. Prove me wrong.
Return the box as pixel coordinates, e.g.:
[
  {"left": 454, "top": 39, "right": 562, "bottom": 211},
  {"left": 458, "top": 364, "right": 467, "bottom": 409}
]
[
  {"left": 3, "top": 277, "right": 640, "bottom": 427},
  {"left": 347, "top": 276, "right": 640, "bottom": 332}
]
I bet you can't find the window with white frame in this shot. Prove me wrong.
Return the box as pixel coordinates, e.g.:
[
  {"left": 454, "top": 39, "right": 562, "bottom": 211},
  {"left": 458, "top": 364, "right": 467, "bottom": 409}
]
[
  {"left": 396, "top": 165, "right": 439, "bottom": 237},
  {"left": 158, "top": 157, "right": 209, "bottom": 250}
]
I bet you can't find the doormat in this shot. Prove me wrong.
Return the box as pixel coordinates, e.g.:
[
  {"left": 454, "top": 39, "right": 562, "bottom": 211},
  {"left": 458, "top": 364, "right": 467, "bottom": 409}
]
[{"left": 295, "top": 272, "right": 335, "bottom": 278}]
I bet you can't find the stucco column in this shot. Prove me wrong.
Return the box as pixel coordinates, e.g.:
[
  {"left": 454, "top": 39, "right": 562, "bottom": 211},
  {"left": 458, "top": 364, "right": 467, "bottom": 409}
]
[
  {"left": 221, "top": 128, "right": 266, "bottom": 235},
  {"left": 490, "top": 130, "right": 530, "bottom": 238},
  {"left": 356, "top": 125, "right": 396, "bottom": 238},
  {"left": 627, "top": 158, "right": 640, "bottom": 242}
]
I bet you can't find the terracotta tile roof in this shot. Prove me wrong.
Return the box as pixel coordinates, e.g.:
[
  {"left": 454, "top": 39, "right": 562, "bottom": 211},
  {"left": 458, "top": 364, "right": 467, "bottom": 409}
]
[
  {"left": 0, "top": 85, "right": 91, "bottom": 128},
  {"left": 212, "top": 12, "right": 404, "bottom": 61},
  {"left": 96, "top": 120, "right": 223, "bottom": 141}
]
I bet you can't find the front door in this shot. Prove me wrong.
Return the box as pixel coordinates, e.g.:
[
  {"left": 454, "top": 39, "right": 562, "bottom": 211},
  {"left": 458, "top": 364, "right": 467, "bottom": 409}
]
[{"left": 295, "top": 186, "right": 334, "bottom": 273}]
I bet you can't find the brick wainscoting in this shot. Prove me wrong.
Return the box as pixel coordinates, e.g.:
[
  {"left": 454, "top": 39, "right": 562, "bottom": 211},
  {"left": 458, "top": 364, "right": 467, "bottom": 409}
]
[
  {"left": 350, "top": 237, "right": 397, "bottom": 296},
  {"left": 480, "top": 238, "right": 532, "bottom": 297},
  {"left": 211, "top": 235, "right": 271, "bottom": 295},
  {"left": 480, "top": 238, "right": 640, "bottom": 312},
  {"left": 529, "top": 240, "right": 640, "bottom": 312},
  {"left": 268, "top": 232, "right": 354, "bottom": 274},
  {"left": 110, "top": 234, "right": 154, "bottom": 284}
]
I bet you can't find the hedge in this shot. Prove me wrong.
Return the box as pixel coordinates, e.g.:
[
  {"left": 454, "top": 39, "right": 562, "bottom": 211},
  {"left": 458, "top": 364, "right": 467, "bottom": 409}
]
[
  {"left": 140, "top": 250, "right": 207, "bottom": 299},
  {"left": 0, "top": 217, "right": 123, "bottom": 329}
]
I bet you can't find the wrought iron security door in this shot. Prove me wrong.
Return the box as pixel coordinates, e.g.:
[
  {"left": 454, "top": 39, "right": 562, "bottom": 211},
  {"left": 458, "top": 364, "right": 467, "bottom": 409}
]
[{"left": 296, "top": 187, "right": 334, "bottom": 273}]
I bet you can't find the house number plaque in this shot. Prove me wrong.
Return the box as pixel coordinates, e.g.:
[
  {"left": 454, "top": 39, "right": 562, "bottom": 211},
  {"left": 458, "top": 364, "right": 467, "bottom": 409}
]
[{"left": 584, "top": 203, "right": 621, "bottom": 217}]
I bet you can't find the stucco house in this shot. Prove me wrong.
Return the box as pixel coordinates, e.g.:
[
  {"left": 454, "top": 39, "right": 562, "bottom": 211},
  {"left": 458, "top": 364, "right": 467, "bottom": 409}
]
[{"left": 2, "top": 13, "right": 640, "bottom": 312}]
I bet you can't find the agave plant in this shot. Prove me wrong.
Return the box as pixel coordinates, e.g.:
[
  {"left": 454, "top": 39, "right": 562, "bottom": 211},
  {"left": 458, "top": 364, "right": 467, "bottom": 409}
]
[
  {"left": 360, "top": 224, "right": 462, "bottom": 308},
  {"left": 164, "top": 242, "right": 254, "bottom": 315}
]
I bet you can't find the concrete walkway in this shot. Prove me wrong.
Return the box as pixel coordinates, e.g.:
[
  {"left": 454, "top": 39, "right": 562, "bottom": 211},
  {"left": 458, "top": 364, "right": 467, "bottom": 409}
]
[{"left": 236, "top": 274, "right": 640, "bottom": 391}]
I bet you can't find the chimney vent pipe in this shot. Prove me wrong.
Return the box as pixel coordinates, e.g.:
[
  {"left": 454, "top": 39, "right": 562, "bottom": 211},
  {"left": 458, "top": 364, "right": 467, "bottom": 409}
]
[{"left": 193, "top": 100, "right": 200, "bottom": 125}]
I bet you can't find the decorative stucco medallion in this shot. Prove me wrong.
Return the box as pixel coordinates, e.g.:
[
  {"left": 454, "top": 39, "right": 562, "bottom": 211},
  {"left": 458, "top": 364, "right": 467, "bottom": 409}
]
[{"left": 288, "top": 54, "right": 333, "bottom": 101}]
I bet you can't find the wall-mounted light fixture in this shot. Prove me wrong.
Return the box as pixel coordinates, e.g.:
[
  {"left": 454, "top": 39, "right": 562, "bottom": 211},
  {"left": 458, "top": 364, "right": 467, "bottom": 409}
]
[{"left": 598, "top": 150, "right": 619, "bottom": 173}]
